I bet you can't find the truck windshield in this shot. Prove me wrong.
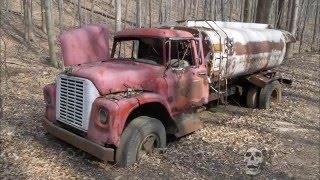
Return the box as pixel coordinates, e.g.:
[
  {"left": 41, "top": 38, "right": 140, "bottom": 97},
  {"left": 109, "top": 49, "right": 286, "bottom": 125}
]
[{"left": 112, "top": 38, "right": 164, "bottom": 65}]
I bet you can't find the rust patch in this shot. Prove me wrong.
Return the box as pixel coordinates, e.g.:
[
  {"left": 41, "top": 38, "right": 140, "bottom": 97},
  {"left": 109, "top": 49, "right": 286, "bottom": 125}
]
[
  {"left": 234, "top": 41, "right": 284, "bottom": 55},
  {"left": 212, "top": 44, "right": 223, "bottom": 52}
]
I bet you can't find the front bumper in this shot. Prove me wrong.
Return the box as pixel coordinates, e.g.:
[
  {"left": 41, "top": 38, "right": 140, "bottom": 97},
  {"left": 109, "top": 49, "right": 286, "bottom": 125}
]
[{"left": 43, "top": 118, "right": 115, "bottom": 162}]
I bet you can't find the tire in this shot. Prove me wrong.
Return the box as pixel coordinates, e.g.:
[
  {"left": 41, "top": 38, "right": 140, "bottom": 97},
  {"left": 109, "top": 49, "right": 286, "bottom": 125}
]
[
  {"left": 246, "top": 86, "right": 260, "bottom": 108},
  {"left": 259, "top": 80, "right": 282, "bottom": 109},
  {"left": 115, "top": 116, "right": 166, "bottom": 167}
]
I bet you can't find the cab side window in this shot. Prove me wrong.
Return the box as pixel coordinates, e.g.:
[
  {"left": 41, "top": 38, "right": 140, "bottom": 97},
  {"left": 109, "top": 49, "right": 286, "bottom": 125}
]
[{"left": 169, "top": 40, "right": 194, "bottom": 68}]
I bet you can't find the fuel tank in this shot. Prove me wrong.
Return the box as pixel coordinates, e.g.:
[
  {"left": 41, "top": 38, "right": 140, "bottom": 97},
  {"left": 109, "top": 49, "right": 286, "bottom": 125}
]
[{"left": 187, "top": 21, "right": 295, "bottom": 79}]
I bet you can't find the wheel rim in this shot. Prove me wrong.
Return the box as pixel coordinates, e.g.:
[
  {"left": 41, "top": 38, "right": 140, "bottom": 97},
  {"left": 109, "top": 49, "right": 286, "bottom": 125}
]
[{"left": 137, "top": 134, "right": 159, "bottom": 161}]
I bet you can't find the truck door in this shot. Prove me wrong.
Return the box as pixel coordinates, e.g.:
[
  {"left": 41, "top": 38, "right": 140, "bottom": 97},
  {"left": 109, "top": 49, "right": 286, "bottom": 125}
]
[{"left": 165, "top": 39, "right": 209, "bottom": 112}]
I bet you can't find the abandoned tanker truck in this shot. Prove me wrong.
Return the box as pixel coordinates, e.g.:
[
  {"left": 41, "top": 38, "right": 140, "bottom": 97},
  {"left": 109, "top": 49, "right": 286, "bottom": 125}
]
[{"left": 43, "top": 21, "right": 294, "bottom": 166}]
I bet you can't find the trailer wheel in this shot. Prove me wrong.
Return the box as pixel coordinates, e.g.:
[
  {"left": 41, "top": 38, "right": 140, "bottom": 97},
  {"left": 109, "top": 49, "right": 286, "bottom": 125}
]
[
  {"left": 246, "top": 86, "right": 260, "bottom": 108},
  {"left": 115, "top": 116, "right": 166, "bottom": 167},
  {"left": 259, "top": 80, "right": 282, "bottom": 109}
]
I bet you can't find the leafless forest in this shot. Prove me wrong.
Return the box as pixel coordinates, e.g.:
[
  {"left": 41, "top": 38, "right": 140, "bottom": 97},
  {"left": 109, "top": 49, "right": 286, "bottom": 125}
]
[{"left": 0, "top": 0, "right": 319, "bottom": 179}]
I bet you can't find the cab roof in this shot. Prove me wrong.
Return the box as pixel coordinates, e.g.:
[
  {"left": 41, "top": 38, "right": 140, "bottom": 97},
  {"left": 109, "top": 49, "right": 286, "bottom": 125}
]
[{"left": 115, "top": 28, "right": 194, "bottom": 39}]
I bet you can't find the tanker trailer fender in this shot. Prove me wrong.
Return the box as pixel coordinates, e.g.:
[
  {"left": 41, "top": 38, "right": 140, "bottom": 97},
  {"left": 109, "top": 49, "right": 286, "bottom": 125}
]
[{"left": 245, "top": 71, "right": 292, "bottom": 88}]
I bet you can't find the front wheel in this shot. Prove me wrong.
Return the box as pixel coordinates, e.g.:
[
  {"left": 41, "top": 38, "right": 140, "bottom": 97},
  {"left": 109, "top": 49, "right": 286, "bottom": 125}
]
[{"left": 115, "top": 116, "right": 166, "bottom": 167}]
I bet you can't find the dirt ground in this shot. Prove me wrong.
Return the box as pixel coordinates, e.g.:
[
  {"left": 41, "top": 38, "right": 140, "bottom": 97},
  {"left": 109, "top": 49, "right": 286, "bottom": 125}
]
[{"left": 0, "top": 7, "right": 320, "bottom": 180}]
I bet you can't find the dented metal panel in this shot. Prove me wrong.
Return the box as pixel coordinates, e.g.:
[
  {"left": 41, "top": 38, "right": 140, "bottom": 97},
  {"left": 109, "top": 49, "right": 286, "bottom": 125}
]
[{"left": 59, "top": 25, "right": 110, "bottom": 66}]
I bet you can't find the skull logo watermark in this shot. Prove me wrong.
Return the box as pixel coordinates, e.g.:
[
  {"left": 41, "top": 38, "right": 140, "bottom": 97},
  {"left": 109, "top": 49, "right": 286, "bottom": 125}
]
[{"left": 244, "top": 147, "right": 264, "bottom": 175}]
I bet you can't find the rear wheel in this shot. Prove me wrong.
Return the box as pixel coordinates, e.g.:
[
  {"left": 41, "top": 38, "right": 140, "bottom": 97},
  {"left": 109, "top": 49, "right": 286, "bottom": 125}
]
[
  {"left": 246, "top": 86, "right": 260, "bottom": 108},
  {"left": 115, "top": 116, "right": 166, "bottom": 167},
  {"left": 259, "top": 80, "right": 282, "bottom": 109}
]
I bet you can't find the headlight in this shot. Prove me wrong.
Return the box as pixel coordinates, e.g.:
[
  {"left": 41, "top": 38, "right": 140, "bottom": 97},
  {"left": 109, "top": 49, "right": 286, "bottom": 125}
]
[{"left": 99, "top": 108, "right": 109, "bottom": 124}]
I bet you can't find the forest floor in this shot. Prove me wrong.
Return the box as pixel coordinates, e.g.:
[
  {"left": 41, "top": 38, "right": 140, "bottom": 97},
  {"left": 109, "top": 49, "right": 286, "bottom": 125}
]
[{"left": 0, "top": 9, "right": 320, "bottom": 180}]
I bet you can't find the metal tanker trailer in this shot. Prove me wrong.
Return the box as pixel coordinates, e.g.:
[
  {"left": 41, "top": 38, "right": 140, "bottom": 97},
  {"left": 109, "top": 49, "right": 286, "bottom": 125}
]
[{"left": 186, "top": 21, "right": 295, "bottom": 80}]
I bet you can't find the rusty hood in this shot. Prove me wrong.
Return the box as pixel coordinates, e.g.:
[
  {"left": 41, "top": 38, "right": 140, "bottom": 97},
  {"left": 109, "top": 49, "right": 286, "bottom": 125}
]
[
  {"left": 59, "top": 25, "right": 110, "bottom": 66},
  {"left": 69, "top": 60, "right": 165, "bottom": 95}
]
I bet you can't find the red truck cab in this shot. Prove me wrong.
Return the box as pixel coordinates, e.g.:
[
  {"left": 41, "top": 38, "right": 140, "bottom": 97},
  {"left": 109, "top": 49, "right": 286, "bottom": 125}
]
[{"left": 43, "top": 25, "right": 209, "bottom": 166}]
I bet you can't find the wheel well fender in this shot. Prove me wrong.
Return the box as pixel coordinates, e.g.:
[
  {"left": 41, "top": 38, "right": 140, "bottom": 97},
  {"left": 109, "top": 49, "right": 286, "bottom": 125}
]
[{"left": 125, "top": 102, "right": 178, "bottom": 135}]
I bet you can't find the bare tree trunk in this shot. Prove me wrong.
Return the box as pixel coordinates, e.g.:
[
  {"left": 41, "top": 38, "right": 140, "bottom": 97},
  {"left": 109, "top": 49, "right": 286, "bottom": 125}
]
[
  {"left": 289, "top": 0, "right": 299, "bottom": 37},
  {"left": 240, "top": 0, "right": 244, "bottom": 21},
  {"left": 209, "top": 0, "right": 212, "bottom": 19},
  {"left": 0, "top": 0, "right": 3, "bottom": 119},
  {"left": 189, "top": 0, "right": 193, "bottom": 18},
  {"left": 58, "top": 0, "right": 63, "bottom": 31},
  {"left": 0, "top": 39, "right": 2, "bottom": 119},
  {"left": 255, "top": 0, "right": 274, "bottom": 24},
  {"left": 44, "top": 0, "right": 58, "bottom": 68},
  {"left": 220, "top": 0, "right": 225, "bottom": 21},
  {"left": 252, "top": 0, "right": 258, "bottom": 22},
  {"left": 149, "top": 0, "right": 152, "bottom": 27},
  {"left": 159, "top": 0, "right": 163, "bottom": 23},
  {"left": 24, "top": 0, "right": 34, "bottom": 42},
  {"left": 136, "top": 0, "right": 141, "bottom": 27},
  {"left": 214, "top": 0, "right": 217, "bottom": 20},
  {"left": 123, "top": 0, "right": 128, "bottom": 28},
  {"left": 311, "top": 0, "right": 319, "bottom": 51},
  {"left": 164, "top": 0, "right": 172, "bottom": 22},
  {"left": 115, "top": 0, "right": 122, "bottom": 32},
  {"left": 90, "top": 0, "right": 95, "bottom": 24},
  {"left": 194, "top": 0, "right": 199, "bottom": 19},
  {"left": 0, "top": 0, "right": 3, "bottom": 27},
  {"left": 164, "top": 0, "right": 167, "bottom": 22},
  {"left": 298, "top": 0, "right": 311, "bottom": 53},
  {"left": 208, "top": 0, "right": 213, "bottom": 19},
  {"left": 20, "top": 0, "right": 24, "bottom": 15},
  {"left": 285, "top": 0, "right": 293, "bottom": 30},
  {"left": 286, "top": 0, "right": 299, "bottom": 57},
  {"left": 273, "top": 0, "right": 278, "bottom": 27},
  {"left": 229, "top": 0, "right": 233, "bottom": 21},
  {"left": 183, "top": 0, "right": 187, "bottom": 20},
  {"left": 203, "top": 0, "right": 208, "bottom": 19},
  {"left": 41, "top": 0, "right": 46, "bottom": 32},
  {"left": 73, "top": 0, "right": 77, "bottom": 26},
  {"left": 276, "top": 0, "right": 284, "bottom": 28},
  {"left": 243, "top": 0, "right": 252, "bottom": 22},
  {"left": 78, "top": 0, "right": 82, "bottom": 26}
]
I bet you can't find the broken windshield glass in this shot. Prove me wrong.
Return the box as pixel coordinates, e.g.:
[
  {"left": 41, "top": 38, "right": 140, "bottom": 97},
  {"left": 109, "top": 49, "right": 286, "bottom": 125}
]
[{"left": 112, "top": 38, "right": 164, "bottom": 65}]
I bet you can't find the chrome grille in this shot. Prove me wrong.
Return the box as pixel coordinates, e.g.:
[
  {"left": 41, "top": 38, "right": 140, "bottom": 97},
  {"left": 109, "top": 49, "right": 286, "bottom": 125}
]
[
  {"left": 56, "top": 75, "right": 100, "bottom": 131},
  {"left": 59, "top": 77, "right": 84, "bottom": 127}
]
